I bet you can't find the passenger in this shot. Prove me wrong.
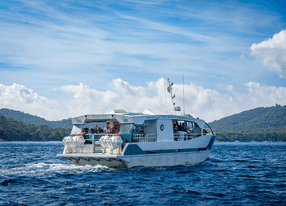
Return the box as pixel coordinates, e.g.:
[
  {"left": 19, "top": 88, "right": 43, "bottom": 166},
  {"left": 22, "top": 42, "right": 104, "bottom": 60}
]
[
  {"left": 179, "top": 122, "right": 183, "bottom": 131},
  {"left": 94, "top": 125, "right": 98, "bottom": 133},
  {"left": 173, "top": 122, "right": 178, "bottom": 132},
  {"left": 104, "top": 122, "right": 111, "bottom": 134},
  {"left": 84, "top": 127, "right": 89, "bottom": 134},
  {"left": 84, "top": 128, "right": 93, "bottom": 144},
  {"left": 80, "top": 127, "right": 86, "bottom": 138},
  {"left": 174, "top": 121, "right": 180, "bottom": 131},
  {"left": 111, "top": 122, "right": 120, "bottom": 134},
  {"left": 176, "top": 130, "right": 186, "bottom": 141},
  {"left": 98, "top": 127, "right": 103, "bottom": 133},
  {"left": 81, "top": 127, "right": 85, "bottom": 134}
]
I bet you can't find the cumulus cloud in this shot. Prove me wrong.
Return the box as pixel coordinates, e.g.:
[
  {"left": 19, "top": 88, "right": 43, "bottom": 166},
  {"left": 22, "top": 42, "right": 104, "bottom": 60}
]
[
  {"left": 56, "top": 79, "right": 286, "bottom": 122},
  {"left": 58, "top": 79, "right": 170, "bottom": 118},
  {"left": 0, "top": 83, "right": 66, "bottom": 120},
  {"left": 242, "top": 82, "right": 286, "bottom": 107},
  {"left": 251, "top": 30, "right": 286, "bottom": 78},
  {"left": 1, "top": 79, "right": 286, "bottom": 122}
]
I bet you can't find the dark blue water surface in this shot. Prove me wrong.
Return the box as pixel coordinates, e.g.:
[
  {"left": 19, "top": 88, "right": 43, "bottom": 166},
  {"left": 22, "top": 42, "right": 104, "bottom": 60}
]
[{"left": 0, "top": 142, "right": 286, "bottom": 206}]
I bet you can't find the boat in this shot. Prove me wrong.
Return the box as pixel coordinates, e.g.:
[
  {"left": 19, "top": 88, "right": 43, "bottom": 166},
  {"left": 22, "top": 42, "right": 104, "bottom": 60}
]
[{"left": 57, "top": 79, "right": 216, "bottom": 168}]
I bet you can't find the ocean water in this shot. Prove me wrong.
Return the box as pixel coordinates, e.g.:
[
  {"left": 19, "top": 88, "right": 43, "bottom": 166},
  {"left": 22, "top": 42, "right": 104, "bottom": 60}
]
[{"left": 0, "top": 142, "right": 286, "bottom": 206}]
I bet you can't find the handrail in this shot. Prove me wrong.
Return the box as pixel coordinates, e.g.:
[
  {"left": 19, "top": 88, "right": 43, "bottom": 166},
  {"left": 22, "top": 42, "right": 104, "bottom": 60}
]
[
  {"left": 173, "top": 132, "right": 210, "bottom": 141},
  {"left": 133, "top": 133, "right": 157, "bottom": 142}
]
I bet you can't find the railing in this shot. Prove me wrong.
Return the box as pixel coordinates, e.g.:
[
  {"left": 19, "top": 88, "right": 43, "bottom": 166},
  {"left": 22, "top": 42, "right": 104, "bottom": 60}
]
[
  {"left": 173, "top": 132, "right": 207, "bottom": 141},
  {"left": 133, "top": 133, "right": 156, "bottom": 142},
  {"left": 93, "top": 140, "right": 103, "bottom": 153},
  {"left": 82, "top": 133, "right": 108, "bottom": 153}
]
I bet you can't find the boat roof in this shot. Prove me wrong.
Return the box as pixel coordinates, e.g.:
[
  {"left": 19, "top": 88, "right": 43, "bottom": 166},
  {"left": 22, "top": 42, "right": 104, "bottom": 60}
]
[{"left": 71, "top": 110, "right": 206, "bottom": 128}]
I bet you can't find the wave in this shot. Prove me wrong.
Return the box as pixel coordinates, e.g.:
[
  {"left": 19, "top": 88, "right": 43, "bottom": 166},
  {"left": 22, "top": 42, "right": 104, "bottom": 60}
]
[{"left": 0, "top": 163, "right": 110, "bottom": 177}]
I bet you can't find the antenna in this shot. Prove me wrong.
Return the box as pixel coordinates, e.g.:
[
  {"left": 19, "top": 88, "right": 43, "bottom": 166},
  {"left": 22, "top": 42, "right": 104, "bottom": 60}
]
[{"left": 183, "top": 73, "right": 185, "bottom": 115}]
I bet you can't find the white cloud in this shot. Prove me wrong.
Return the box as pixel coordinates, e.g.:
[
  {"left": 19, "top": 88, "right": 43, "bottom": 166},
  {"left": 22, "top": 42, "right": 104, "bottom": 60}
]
[
  {"left": 243, "top": 82, "right": 286, "bottom": 107},
  {"left": 251, "top": 30, "right": 286, "bottom": 78},
  {"left": 58, "top": 79, "right": 170, "bottom": 118},
  {"left": 1, "top": 79, "right": 286, "bottom": 122},
  {"left": 226, "top": 85, "right": 234, "bottom": 92},
  {"left": 0, "top": 83, "right": 66, "bottom": 120}
]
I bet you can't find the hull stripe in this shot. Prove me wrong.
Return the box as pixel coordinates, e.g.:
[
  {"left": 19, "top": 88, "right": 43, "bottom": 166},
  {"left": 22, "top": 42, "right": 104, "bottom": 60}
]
[{"left": 123, "top": 136, "right": 216, "bottom": 155}]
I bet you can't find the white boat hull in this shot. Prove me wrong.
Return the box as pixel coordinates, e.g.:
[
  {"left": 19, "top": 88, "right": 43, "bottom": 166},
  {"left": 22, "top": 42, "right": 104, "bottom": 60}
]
[
  {"left": 58, "top": 134, "right": 215, "bottom": 168},
  {"left": 57, "top": 150, "right": 211, "bottom": 168},
  {"left": 122, "top": 150, "right": 211, "bottom": 168}
]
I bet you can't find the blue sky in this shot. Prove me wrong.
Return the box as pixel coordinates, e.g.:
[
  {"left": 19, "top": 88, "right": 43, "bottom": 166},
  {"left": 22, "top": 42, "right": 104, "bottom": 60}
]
[{"left": 0, "top": 0, "right": 286, "bottom": 122}]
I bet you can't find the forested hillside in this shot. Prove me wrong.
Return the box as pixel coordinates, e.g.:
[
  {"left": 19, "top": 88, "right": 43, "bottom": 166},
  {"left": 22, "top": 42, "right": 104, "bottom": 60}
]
[
  {"left": 0, "top": 115, "right": 70, "bottom": 141},
  {"left": 0, "top": 108, "right": 72, "bottom": 128},
  {"left": 1, "top": 106, "right": 286, "bottom": 142},
  {"left": 209, "top": 104, "right": 286, "bottom": 132},
  {"left": 209, "top": 104, "right": 286, "bottom": 142}
]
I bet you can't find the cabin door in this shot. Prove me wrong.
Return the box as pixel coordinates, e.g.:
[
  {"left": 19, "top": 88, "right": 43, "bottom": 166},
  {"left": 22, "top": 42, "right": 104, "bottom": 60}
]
[{"left": 156, "top": 119, "right": 173, "bottom": 142}]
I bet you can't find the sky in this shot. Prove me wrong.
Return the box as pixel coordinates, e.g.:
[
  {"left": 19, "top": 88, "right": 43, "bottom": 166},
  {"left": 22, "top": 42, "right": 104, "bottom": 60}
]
[{"left": 0, "top": 0, "right": 286, "bottom": 122}]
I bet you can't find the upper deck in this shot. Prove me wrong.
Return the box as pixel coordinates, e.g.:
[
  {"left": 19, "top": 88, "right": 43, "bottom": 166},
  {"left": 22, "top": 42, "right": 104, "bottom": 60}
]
[{"left": 71, "top": 110, "right": 206, "bottom": 129}]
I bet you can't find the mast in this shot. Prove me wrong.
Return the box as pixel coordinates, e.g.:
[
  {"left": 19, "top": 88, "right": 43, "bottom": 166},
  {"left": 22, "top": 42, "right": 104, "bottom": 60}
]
[
  {"left": 182, "top": 74, "right": 185, "bottom": 115},
  {"left": 166, "top": 78, "right": 175, "bottom": 114},
  {"left": 166, "top": 78, "right": 180, "bottom": 115}
]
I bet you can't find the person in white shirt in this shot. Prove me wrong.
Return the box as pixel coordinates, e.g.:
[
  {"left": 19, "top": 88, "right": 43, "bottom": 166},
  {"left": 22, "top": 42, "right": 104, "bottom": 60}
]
[{"left": 104, "top": 122, "right": 111, "bottom": 134}]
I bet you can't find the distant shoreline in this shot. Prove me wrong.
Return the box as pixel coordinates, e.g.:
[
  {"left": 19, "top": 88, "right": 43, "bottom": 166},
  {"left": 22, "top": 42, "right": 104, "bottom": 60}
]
[
  {"left": 0, "top": 140, "right": 284, "bottom": 143},
  {"left": 0, "top": 140, "right": 62, "bottom": 142}
]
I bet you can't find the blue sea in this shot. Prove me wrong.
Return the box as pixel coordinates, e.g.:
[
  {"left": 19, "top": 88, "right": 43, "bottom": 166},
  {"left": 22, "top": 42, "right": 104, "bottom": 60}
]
[{"left": 0, "top": 142, "right": 286, "bottom": 206}]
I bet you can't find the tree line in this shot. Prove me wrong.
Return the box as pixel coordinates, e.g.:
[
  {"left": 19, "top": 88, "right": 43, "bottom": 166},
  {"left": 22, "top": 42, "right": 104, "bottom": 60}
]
[
  {"left": 214, "top": 129, "right": 286, "bottom": 142},
  {"left": 1, "top": 112, "right": 286, "bottom": 142},
  {"left": 208, "top": 104, "right": 286, "bottom": 141},
  {"left": 0, "top": 115, "right": 70, "bottom": 141}
]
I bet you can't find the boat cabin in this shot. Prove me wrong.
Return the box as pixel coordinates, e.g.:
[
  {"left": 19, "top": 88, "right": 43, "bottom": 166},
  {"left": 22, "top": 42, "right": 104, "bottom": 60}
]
[{"left": 69, "top": 110, "right": 214, "bottom": 153}]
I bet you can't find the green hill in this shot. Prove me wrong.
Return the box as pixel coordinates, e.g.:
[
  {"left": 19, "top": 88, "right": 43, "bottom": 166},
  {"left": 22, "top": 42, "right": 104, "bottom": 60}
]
[
  {"left": 1, "top": 106, "right": 286, "bottom": 142},
  {"left": 209, "top": 104, "right": 286, "bottom": 132},
  {"left": 0, "top": 108, "right": 72, "bottom": 128},
  {"left": 209, "top": 104, "right": 286, "bottom": 142},
  {"left": 0, "top": 115, "right": 70, "bottom": 141}
]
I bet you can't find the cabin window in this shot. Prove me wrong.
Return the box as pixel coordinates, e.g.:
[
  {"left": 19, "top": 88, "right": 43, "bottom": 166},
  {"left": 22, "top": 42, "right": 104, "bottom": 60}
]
[
  {"left": 173, "top": 120, "right": 207, "bottom": 141},
  {"left": 192, "top": 122, "right": 201, "bottom": 134},
  {"left": 119, "top": 124, "right": 133, "bottom": 142},
  {"left": 144, "top": 122, "right": 156, "bottom": 134},
  {"left": 119, "top": 124, "right": 133, "bottom": 134},
  {"left": 203, "top": 122, "right": 213, "bottom": 135},
  {"left": 173, "top": 120, "right": 187, "bottom": 132}
]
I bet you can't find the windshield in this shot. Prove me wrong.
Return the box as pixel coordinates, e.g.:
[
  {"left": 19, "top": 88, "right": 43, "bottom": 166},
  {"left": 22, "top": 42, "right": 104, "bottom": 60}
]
[
  {"left": 204, "top": 122, "right": 214, "bottom": 135},
  {"left": 119, "top": 124, "right": 133, "bottom": 134},
  {"left": 70, "top": 125, "right": 82, "bottom": 136}
]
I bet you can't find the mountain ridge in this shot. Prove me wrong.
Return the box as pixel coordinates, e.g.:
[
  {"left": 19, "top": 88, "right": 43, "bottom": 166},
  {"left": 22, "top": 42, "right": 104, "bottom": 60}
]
[
  {"left": 1, "top": 105, "right": 286, "bottom": 132},
  {"left": 0, "top": 108, "right": 72, "bottom": 128},
  {"left": 209, "top": 104, "right": 286, "bottom": 132},
  {"left": 0, "top": 105, "right": 286, "bottom": 142}
]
